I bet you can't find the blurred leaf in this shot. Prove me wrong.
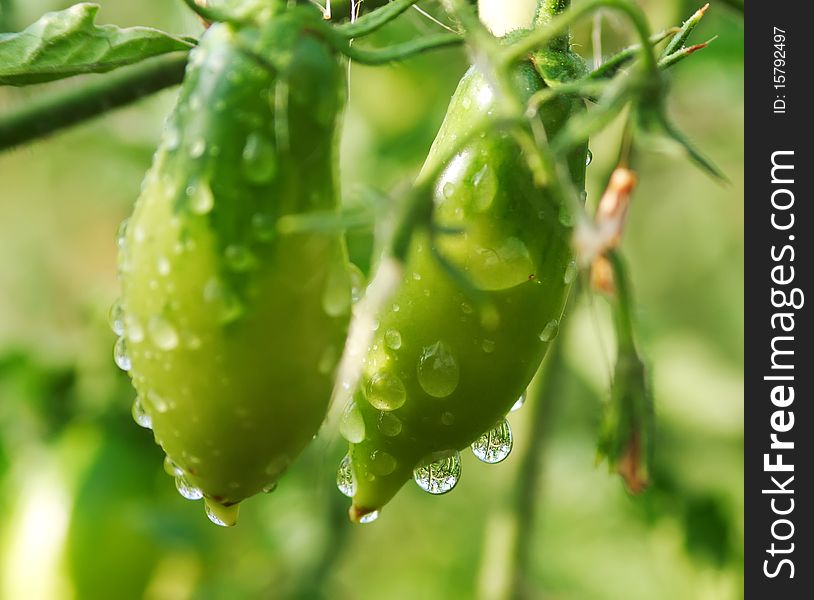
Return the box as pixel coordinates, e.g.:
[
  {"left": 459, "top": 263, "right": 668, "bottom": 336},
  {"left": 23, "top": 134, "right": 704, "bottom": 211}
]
[{"left": 0, "top": 3, "right": 193, "bottom": 86}]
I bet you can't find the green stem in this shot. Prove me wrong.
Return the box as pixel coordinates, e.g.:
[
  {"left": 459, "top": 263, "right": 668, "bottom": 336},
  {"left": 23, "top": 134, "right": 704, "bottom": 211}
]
[
  {"left": 335, "top": 32, "right": 462, "bottom": 65},
  {"left": 533, "top": 0, "right": 571, "bottom": 52},
  {"left": 505, "top": 0, "right": 659, "bottom": 78},
  {"left": 587, "top": 28, "right": 678, "bottom": 80},
  {"left": 0, "top": 55, "right": 187, "bottom": 153},
  {"left": 607, "top": 250, "right": 636, "bottom": 353},
  {"left": 335, "top": 0, "right": 419, "bottom": 38}
]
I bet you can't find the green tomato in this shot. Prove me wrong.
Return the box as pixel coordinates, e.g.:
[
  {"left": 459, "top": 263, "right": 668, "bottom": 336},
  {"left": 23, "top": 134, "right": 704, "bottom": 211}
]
[
  {"left": 340, "top": 59, "right": 588, "bottom": 522},
  {"left": 115, "top": 8, "right": 350, "bottom": 525}
]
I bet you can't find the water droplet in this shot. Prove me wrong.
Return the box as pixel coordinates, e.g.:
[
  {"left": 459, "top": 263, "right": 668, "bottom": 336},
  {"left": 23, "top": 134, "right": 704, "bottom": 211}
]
[
  {"left": 114, "top": 337, "right": 131, "bottom": 371},
  {"left": 188, "top": 180, "right": 214, "bottom": 214},
  {"left": 263, "top": 481, "right": 278, "bottom": 494},
  {"left": 164, "top": 456, "right": 182, "bottom": 477},
  {"left": 336, "top": 454, "right": 356, "bottom": 497},
  {"left": 124, "top": 313, "right": 144, "bottom": 343},
  {"left": 144, "top": 391, "right": 169, "bottom": 414},
  {"left": 442, "top": 182, "right": 456, "bottom": 198},
  {"left": 417, "top": 341, "right": 459, "bottom": 398},
  {"left": 157, "top": 256, "right": 171, "bottom": 276},
  {"left": 413, "top": 452, "right": 461, "bottom": 495},
  {"left": 349, "top": 264, "right": 366, "bottom": 303},
  {"left": 242, "top": 132, "right": 277, "bottom": 183},
  {"left": 116, "top": 218, "right": 129, "bottom": 248},
  {"left": 224, "top": 245, "right": 257, "bottom": 272},
  {"left": 189, "top": 139, "right": 206, "bottom": 159},
  {"left": 175, "top": 473, "right": 203, "bottom": 500},
  {"left": 109, "top": 300, "right": 125, "bottom": 336},
  {"left": 377, "top": 412, "right": 402, "bottom": 437},
  {"left": 339, "top": 402, "right": 366, "bottom": 443},
  {"left": 558, "top": 204, "right": 574, "bottom": 227},
  {"left": 364, "top": 372, "right": 406, "bottom": 411},
  {"left": 511, "top": 391, "right": 526, "bottom": 412},
  {"left": 564, "top": 259, "right": 578, "bottom": 284},
  {"left": 131, "top": 397, "right": 152, "bottom": 428},
  {"left": 538, "top": 319, "right": 559, "bottom": 342},
  {"left": 384, "top": 329, "right": 402, "bottom": 350},
  {"left": 204, "top": 499, "right": 239, "bottom": 527},
  {"left": 585, "top": 149, "right": 593, "bottom": 166},
  {"left": 359, "top": 510, "right": 379, "bottom": 524},
  {"left": 441, "top": 411, "right": 455, "bottom": 426},
  {"left": 164, "top": 126, "right": 180, "bottom": 151},
  {"left": 461, "top": 302, "right": 474, "bottom": 315},
  {"left": 251, "top": 213, "right": 276, "bottom": 241},
  {"left": 412, "top": 272, "right": 422, "bottom": 281},
  {"left": 461, "top": 96, "right": 472, "bottom": 110},
  {"left": 369, "top": 450, "right": 397, "bottom": 476},
  {"left": 148, "top": 315, "right": 179, "bottom": 350},
  {"left": 481, "top": 339, "right": 495, "bottom": 353},
  {"left": 471, "top": 419, "right": 513, "bottom": 464}
]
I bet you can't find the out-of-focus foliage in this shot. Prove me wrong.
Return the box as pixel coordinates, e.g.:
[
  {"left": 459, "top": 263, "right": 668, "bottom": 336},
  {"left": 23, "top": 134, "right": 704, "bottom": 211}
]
[{"left": 0, "top": 1, "right": 743, "bottom": 598}]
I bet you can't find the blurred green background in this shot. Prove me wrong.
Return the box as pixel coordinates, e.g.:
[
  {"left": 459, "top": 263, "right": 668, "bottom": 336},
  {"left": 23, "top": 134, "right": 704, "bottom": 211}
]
[{"left": 0, "top": 1, "right": 743, "bottom": 598}]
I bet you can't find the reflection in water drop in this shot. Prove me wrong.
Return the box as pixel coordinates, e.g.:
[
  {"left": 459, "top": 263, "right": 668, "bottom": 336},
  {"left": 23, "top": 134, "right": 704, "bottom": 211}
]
[
  {"left": 365, "top": 372, "right": 406, "bottom": 411},
  {"left": 413, "top": 452, "right": 461, "bottom": 495},
  {"left": 359, "top": 510, "right": 379, "bottom": 524},
  {"left": 204, "top": 499, "right": 240, "bottom": 527},
  {"left": 471, "top": 419, "right": 513, "bottom": 464},
  {"left": 109, "top": 301, "right": 125, "bottom": 336},
  {"left": 114, "top": 337, "right": 131, "bottom": 371},
  {"left": 131, "top": 397, "right": 152, "bottom": 428},
  {"left": 336, "top": 454, "right": 356, "bottom": 497},
  {"left": 175, "top": 474, "right": 203, "bottom": 500}
]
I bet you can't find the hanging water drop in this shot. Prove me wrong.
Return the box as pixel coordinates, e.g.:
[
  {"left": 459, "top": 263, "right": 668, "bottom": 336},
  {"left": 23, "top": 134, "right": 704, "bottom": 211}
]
[
  {"left": 262, "top": 482, "right": 278, "bottom": 494},
  {"left": 109, "top": 300, "right": 125, "bottom": 336},
  {"left": 164, "top": 456, "right": 182, "bottom": 477},
  {"left": 175, "top": 473, "right": 204, "bottom": 500},
  {"left": 204, "top": 499, "right": 239, "bottom": 527},
  {"left": 359, "top": 510, "right": 379, "bottom": 524},
  {"left": 417, "top": 341, "right": 459, "bottom": 398},
  {"left": 336, "top": 454, "right": 356, "bottom": 497},
  {"left": 114, "top": 337, "right": 131, "bottom": 371},
  {"left": 413, "top": 452, "right": 462, "bottom": 495},
  {"left": 471, "top": 419, "right": 513, "bottom": 464},
  {"left": 585, "top": 149, "right": 593, "bottom": 166},
  {"left": 131, "top": 397, "right": 152, "bottom": 428}
]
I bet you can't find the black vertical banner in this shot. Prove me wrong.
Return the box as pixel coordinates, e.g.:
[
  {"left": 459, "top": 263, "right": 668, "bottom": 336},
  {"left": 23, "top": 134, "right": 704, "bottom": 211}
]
[{"left": 744, "top": 2, "right": 811, "bottom": 597}]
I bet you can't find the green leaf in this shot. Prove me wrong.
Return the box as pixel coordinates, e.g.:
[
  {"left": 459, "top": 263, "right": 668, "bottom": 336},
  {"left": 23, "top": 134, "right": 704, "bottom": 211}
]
[{"left": 0, "top": 3, "right": 194, "bottom": 86}]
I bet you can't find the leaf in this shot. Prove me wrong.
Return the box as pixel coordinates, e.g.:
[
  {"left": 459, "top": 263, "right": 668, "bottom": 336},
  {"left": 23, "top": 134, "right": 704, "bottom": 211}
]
[{"left": 0, "top": 3, "right": 194, "bottom": 86}]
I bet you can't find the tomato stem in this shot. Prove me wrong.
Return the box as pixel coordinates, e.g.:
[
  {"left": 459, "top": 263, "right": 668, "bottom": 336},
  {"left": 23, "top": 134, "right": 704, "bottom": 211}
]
[{"left": 0, "top": 55, "right": 187, "bottom": 153}]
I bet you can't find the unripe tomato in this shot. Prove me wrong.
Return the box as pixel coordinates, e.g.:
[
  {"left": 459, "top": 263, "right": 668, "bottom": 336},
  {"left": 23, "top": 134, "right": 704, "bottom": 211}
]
[
  {"left": 340, "top": 59, "right": 588, "bottom": 521},
  {"left": 114, "top": 8, "right": 350, "bottom": 525}
]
